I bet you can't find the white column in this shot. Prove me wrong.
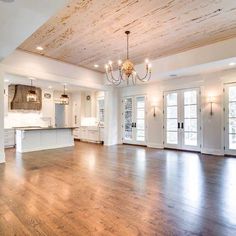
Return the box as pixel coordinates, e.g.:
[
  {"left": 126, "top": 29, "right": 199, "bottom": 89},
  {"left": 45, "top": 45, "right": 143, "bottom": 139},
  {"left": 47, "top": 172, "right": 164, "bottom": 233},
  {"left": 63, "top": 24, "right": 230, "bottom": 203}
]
[
  {"left": 0, "top": 68, "right": 5, "bottom": 163},
  {"left": 104, "top": 87, "right": 119, "bottom": 146}
]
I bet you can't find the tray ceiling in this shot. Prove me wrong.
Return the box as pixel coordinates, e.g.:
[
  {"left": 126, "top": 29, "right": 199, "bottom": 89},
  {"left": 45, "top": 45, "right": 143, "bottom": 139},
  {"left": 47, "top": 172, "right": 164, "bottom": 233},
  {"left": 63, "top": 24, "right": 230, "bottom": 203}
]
[{"left": 19, "top": 0, "right": 236, "bottom": 72}]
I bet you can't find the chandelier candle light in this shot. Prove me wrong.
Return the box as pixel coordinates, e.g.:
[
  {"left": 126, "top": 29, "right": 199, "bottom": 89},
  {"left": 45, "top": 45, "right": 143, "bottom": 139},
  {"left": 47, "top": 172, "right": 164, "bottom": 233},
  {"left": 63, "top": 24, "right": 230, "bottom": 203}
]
[{"left": 105, "top": 31, "right": 152, "bottom": 86}]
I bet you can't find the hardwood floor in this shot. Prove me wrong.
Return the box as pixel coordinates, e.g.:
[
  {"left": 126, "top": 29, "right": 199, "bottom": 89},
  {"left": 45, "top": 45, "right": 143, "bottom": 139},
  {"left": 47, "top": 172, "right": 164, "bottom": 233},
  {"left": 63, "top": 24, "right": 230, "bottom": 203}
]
[{"left": 0, "top": 142, "right": 236, "bottom": 236}]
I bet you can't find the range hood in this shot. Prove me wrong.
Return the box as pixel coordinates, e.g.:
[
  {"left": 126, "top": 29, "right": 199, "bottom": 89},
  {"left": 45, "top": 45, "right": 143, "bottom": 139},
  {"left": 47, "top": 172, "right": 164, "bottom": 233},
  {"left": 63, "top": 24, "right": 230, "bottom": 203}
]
[{"left": 10, "top": 84, "right": 42, "bottom": 110}]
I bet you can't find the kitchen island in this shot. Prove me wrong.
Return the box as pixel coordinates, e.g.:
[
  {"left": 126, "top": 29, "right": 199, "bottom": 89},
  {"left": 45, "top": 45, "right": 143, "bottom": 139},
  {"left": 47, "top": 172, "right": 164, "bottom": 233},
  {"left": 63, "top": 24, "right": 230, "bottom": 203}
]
[{"left": 16, "top": 127, "right": 76, "bottom": 153}]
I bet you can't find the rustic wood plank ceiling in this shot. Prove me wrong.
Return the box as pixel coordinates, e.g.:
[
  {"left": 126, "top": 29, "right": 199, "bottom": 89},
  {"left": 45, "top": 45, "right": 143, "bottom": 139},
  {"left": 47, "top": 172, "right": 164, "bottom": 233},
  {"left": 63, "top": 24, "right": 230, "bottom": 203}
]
[{"left": 19, "top": 0, "right": 236, "bottom": 72}]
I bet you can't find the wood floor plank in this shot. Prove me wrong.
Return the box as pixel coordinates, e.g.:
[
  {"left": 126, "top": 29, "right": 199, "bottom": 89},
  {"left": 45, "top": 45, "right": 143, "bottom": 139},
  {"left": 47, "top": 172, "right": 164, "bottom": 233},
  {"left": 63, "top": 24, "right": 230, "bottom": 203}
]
[{"left": 1, "top": 142, "right": 236, "bottom": 235}]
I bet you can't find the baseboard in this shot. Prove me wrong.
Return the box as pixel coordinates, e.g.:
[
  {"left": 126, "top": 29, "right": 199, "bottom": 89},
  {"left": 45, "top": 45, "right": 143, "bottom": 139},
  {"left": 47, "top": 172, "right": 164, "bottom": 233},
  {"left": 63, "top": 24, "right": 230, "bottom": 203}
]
[
  {"left": 201, "top": 148, "right": 224, "bottom": 156},
  {"left": 147, "top": 143, "right": 164, "bottom": 149},
  {"left": 0, "top": 151, "right": 5, "bottom": 164}
]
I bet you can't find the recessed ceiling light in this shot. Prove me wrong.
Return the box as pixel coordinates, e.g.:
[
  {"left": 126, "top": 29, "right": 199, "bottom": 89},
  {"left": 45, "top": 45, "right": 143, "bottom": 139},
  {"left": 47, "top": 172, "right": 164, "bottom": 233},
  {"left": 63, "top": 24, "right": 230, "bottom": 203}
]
[
  {"left": 94, "top": 64, "right": 99, "bottom": 68},
  {"left": 229, "top": 62, "right": 236, "bottom": 66},
  {"left": 36, "top": 46, "right": 44, "bottom": 51},
  {"left": 4, "top": 79, "right": 9, "bottom": 82}
]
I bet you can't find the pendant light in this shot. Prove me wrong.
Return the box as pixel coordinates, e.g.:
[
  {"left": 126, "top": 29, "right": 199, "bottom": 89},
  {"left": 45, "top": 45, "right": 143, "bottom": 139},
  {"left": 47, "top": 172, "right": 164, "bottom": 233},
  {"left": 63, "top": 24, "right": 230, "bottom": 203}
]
[
  {"left": 105, "top": 31, "right": 152, "bottom": 86},
  {"left": 60, "top": 85, "right": 69, "bottom": 105},
  {"left": 26, "top": 79, "right": 37, "bottom": 102}
]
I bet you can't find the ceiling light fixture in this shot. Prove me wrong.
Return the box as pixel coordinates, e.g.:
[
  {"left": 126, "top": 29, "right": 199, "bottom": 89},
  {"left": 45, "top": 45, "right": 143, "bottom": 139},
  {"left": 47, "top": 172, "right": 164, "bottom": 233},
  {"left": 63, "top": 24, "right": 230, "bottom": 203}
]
[
  {"left": 60, "top": 84, "right": 69, "bottom": 105},
  {"left": 36, "top": 46, "right": 44, "bottom": 51},
  {"left": 27, "top": 79, "right": 37, "bottom": 102},
  {"left": 94, "top": 64, "right": 99, "bottom": 68},
  {"left": 105, "top": 31, "right": 151, "bottom": 86},
  {"left": 229, "top": 62, "right": 236, "bottom": 66}
]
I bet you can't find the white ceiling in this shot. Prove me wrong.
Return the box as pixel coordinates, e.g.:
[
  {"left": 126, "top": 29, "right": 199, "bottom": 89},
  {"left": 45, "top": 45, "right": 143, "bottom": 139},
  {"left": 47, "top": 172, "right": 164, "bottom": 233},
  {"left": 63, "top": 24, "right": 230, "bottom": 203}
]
[{"left": 0, "top": 0, "right": 68, "bottom": 61}]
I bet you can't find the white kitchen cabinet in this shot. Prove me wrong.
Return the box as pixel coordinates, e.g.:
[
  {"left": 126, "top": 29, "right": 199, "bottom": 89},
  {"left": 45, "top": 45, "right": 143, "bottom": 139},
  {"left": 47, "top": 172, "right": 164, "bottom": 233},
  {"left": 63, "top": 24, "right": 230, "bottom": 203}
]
[
  {"left": 41, "top": 90, "right": 54, "bottom": 119},
  {"left": 73, "top": 128, "right": 80, "bottom": 139},
  {"left": 99, "top": 127, "right": 104, "bottom": 142},
  {"left": 4, "top": 129, "right": 15, "bottom": 148},
  {"left": 77, "top": 126, "right": 104, "bottom": 143}
]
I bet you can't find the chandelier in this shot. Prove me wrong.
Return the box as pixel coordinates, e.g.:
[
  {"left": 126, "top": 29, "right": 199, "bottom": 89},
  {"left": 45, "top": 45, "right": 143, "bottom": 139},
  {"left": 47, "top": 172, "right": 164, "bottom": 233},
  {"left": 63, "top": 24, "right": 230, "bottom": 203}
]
[
  {"left": 60, "top": 85, "right": 69, "bottom": 105},
  {"left": 26, "top": 79, "right": 37, "bottom": 102},
  {"left": 105, "top": 31, "right": 152, "bottom": 86}
]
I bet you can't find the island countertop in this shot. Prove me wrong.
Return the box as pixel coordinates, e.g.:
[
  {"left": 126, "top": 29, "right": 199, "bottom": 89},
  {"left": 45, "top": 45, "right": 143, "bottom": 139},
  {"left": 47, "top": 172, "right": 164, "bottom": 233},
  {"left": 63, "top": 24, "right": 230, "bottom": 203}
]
[{"left": 14, "top": 127, "right": 78, "bottom": 131}]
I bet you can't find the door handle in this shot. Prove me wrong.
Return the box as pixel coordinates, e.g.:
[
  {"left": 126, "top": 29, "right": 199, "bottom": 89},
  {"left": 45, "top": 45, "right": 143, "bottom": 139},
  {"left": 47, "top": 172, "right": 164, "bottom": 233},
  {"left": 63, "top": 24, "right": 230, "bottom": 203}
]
[
  {"left": 181, "top": 122, "right": 184, "bottom": 129},
  {"left": 178, "top": 122, "right": 180, "bottom": 129}
]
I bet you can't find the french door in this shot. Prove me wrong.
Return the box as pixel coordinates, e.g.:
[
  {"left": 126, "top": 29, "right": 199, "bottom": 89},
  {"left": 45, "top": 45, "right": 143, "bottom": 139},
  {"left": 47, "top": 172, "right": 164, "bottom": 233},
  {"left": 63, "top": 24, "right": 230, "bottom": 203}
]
[
  {"left": 224, "top": 84, "right": 236, "bottom": 155},
  {"left": 164, "top": 88, "right": 201, "bottom": 151},
  {"left": 122, "top": 95, "right": 146, "bottom": 145}
]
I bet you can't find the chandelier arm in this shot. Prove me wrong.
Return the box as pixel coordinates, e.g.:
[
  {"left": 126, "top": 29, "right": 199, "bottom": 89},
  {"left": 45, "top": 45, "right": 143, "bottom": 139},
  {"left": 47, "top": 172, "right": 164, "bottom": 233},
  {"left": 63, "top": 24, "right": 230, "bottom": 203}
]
[
  {"left": 132, "top": 74, "right": 136, "bottom": 85},
  {"left": 137, "top": 67, "right": 149, "bottom": 81},
  {"left": 105, "top": 71, "right": 113, "bottom": 83},
  {"left": 109, "top": 65, "right": 122, "bottom": 82},
  {"left": 137, "top": 71, "right": 151, "bottom": 82},
  {"left": 110, "top": 70, "right": 121, "bottom": 83},
  {"left": 119, "top": 67, "right": 124, "bottom": 81}
]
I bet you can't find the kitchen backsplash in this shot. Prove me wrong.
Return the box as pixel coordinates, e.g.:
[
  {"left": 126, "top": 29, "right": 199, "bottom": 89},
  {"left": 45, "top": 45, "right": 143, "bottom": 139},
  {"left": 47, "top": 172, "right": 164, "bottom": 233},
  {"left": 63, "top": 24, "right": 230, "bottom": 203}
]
[{"left": 4, "top": 111, "right": 48, "bottom": 128}]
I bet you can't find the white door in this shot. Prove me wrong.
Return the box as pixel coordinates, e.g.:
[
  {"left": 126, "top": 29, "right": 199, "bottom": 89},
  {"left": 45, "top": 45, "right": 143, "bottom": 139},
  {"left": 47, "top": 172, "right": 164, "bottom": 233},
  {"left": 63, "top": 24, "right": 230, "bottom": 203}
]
[
  {"left": 122, "top": 95, "right": 146, "bottom": 145},
  {"left": 224, "top": 84, "right": 236, "bottom": 155},
  {"left": 164, "top": 88, "right": 201, "bottom": 151}
]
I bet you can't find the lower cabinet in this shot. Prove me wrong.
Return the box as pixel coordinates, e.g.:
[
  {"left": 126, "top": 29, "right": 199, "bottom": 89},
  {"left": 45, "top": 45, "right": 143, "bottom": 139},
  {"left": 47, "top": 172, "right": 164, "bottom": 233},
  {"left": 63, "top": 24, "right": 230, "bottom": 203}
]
[
  {"left": 4, "top": 129, "right": 15, "bottom": 148},
  {"left": 73, "top": 127, "right": 104, "bottom": 143}
]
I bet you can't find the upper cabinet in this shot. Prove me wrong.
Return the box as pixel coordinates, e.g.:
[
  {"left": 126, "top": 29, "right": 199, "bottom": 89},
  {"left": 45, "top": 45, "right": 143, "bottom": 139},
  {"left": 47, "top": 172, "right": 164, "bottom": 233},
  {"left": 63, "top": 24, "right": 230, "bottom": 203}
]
[{"left": 41, "top": 90, "right": 54, "bottom": 118}]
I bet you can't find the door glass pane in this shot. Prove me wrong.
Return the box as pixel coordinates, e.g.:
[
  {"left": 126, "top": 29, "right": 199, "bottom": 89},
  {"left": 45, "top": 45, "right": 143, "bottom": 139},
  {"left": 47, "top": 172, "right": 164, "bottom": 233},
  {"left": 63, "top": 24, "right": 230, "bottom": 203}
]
[
  {"left": 184, "top": 91, "right": 197, "bottom": 104},
  {"left": 167, "top": 119, "right": 177, "bottom": 131},
  {"left": 167, "top": 132, "right": 178, "bottom": 144},
  {"left": 167, "top": 93, "right": 177, "bottom": 106},
  {"left": 184, "top": 90, "right": 198, "bottom": 147},
  {"left": 136, "top": 96, "right": 145, "bottom": 142},
  {"left": 137, "top": 109, "right": 145, "bottom": 119},
  {"left": 229, "top": 134, "right": 236, "bottom": 149},
  {"left": 184, "top": 119, "right": 197, "bottom": 132},
  {"left": 229, "top": 118, "right": 236, "bottom": 133},
  {"left": 229, "top": 86, "right": 236, "bottom": 102},
  {"left": 228, "top": 86, "right": 236, "bottom": 150},
  {"left": 167, "top": 107, "right": 177, "bottom": 118},
  {"left": 124, "top": 98, "right": 132, "bottom": 140},
  {"left": 137, "top": 130, "right": 145, "bottom": 141},
  {"left": 166, "top": 92, "right": 178, "bottom": 145},
  {"left": 184, "top": 105, "right": 197, "bottom": 118},
  {"left": 229, "top": 102, "right": 236, "bottom": 118},
  {"left": 184, "top": 133, "right": 197, "bottom": 146},
  {"left": 137, "top": 119, "right": 145, "bottom": 130}
]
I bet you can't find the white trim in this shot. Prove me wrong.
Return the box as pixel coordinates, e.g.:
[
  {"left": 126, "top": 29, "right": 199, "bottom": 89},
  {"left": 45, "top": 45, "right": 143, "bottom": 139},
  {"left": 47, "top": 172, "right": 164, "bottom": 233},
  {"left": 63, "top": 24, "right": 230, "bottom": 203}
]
[
  {"left": 147, "top": 143, "right": 164, "bottom": 149},
  {"left": 201, "top": 148, "right": 224, "bottom": 156},
  {"left": 0, "top": 151, "right": 5, "bottom": 163}
]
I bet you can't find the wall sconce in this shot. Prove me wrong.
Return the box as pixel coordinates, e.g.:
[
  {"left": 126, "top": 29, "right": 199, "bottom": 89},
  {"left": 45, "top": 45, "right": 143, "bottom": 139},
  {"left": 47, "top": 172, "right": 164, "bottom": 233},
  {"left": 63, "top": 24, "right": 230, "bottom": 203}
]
[
  {"left": 207, "top": 96, "right": 216, "bottom": 116},
  {"left": 151, "top": 99, "right": 158, "bottom": 117}
]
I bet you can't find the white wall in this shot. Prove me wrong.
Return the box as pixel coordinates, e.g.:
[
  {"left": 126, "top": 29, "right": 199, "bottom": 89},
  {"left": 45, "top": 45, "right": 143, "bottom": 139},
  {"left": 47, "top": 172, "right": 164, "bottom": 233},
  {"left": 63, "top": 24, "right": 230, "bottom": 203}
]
[
  {"left": 0, "top": 69, "right": 5, "bottom": 163},
  {"left": 117, "top": 69, "right": 236, "bottom": 155},
  {"left": 104, "top": 88, "right": 119, "bottom": 146},
  {"left": 1, "top": 50, "right": 105, "bottom": 90}
]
